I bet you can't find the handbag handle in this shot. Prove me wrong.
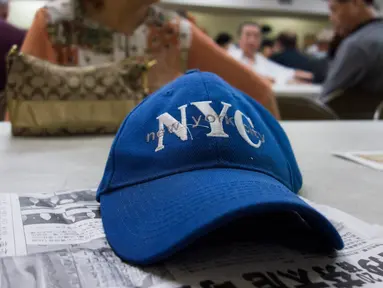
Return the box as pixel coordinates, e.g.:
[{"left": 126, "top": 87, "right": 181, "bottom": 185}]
[
  {"left": 6, "top": 44, "right": 19, "bottom": 73},
  {"left": 142, "top": 59, "right": 157, "bottom": 94}
]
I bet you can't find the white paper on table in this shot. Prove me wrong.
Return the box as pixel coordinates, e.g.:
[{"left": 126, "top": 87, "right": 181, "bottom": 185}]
[{"left": 333, "top": 151, "right": 383, "bottom": 171}]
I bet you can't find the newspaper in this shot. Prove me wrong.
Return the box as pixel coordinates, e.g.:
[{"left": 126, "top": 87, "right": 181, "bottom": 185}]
[
  {"left": 1, "top": 189, "right": 383, "bottom": 287},
  {"left": 0, "top": 189, "right": 105, "bottom": 257}
]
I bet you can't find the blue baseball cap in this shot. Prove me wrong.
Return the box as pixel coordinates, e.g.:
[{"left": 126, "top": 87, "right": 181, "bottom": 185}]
[{"left": 97, "top": 70, "right": 344, "bottom": 265}]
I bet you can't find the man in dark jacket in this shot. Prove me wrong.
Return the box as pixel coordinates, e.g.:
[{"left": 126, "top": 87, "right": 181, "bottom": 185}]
[
  {"left": 271, "top": 31, "right": 330, "bottom": 84},
  {"left": 270, "top": 31, "right": 313, "bottom": 72}
]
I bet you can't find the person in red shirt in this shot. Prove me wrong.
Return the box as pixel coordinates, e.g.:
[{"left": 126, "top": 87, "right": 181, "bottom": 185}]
[{"left": 20, "top": 0, "right": 280, "bottom": 119}]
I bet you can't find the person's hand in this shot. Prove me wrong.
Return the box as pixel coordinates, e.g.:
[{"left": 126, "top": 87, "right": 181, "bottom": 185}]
[
  {"left": 147, "top": 48, "right": 183, "bottom": 93},
  {"left": 293, "top": 70, "right": 314, "bottom": 83},
  {"left": 287, "top": 78, "right": 310, "bottom": 85},
  {"left": 263, "top": 76, "right": 276, "bottom": 85},
  {"left": 146, "top": 22, "right": 184, "bottom": 93}
]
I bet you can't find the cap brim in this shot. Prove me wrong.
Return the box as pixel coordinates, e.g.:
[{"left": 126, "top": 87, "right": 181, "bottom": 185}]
[{"left": 100, "top": 169, "right": 343, "bottom": 265}]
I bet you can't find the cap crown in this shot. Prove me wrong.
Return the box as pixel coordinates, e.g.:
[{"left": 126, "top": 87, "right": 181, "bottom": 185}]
[{"left": 97, "top": 71, "right": 302, "bottom": 199}]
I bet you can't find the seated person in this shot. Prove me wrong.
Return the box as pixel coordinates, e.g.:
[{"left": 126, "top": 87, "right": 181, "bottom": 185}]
[
  {"left": 214, "top": 32, "right": 234, "bottom": 51},
  {"left": 228, "top": 22, "right": 313, "bottom": 85},
  {"left": 271, "top": 31, "right": 329, "bottom": 84},
  {"left": 260, "top": 39, "right": 275, "bottom": 58},
  {"left": 271, "top": 31, "right": 313, "bottom": 73},
  {"left": 20, "top": 0, "right": 280, "bottom": 119},
  {"left": 321, "top": 0, "right": 383, "bottom": 118}
]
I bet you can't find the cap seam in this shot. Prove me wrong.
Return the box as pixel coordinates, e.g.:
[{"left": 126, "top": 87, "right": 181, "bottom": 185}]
[{"left": 100, "top": 166, "right": 293, "bottom": 196}]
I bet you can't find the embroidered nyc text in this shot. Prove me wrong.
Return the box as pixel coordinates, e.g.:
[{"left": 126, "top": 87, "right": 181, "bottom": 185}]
[{"left": 146, "top": 101, "right": 265, "bottom": 152}]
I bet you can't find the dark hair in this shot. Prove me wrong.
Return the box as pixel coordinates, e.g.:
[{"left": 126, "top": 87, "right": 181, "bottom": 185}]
[
  {"left": 261, "top": 25, "right": 272, "bottom": 35},
  {"left": 334, "top": 0, "right": 374, "bottom": 5},
  {"left": 332, "top": 0, "right": 379, "bottom": 11},
  {"left": 176, "top": 9, "right": 189, "bottom": 18},
  {"left": 261, "top": 39, "right": 275, "bottom": 49},
  {"left": 276, "top": 32, "right": 297, "bottom": 49},
  {"left": 81, "top": 0, "right": 104, "bottom": 9},
  {"left": 215, "top": 33, "right": 233, "bottom": 47},
  {"left": 361, "top": 0, "right": 378, "bottom": 9},
  {"left": 237, "top": 21, "right": 261, "bottom": 36}
]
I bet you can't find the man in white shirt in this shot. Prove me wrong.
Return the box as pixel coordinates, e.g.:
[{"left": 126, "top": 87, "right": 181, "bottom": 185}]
[{"left": 229, "top": 22, "right": 313, "bottom": 85}]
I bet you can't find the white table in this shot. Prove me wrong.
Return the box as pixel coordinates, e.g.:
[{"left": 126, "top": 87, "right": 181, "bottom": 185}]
[
  {"left": 273, "top": 84, "right": 322, "bottom": 98},
  {"left": 0, "top": 121, "right": 382, "bottom": 225}
]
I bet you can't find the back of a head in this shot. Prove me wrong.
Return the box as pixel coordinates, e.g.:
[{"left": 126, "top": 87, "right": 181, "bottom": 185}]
[
  {"left": 359, "top": 0, "right": 375, "bottom": 6},
  {"left": 261, "top": 39, "right": 275, "bottom": 49},
  {"left": 330, "top": 0, "right": 377, "bottom": 14},
  {"left": 261, "top": 39, "right": 275, "bottom": 58},
  {"left": 215, "top": 33, "right": 233, "bottom": 48},
  {"left": 276, "top": 31, "right": 298, "bottom": 49},
  {"left": 333, "top": 0, "right": 374, "bottom": 5},
  {"left": 358, "top": 0, "right": 378, "bottom": 10},
  {"left": 176, "top": 9, "right": 188, "bottom": 18}
]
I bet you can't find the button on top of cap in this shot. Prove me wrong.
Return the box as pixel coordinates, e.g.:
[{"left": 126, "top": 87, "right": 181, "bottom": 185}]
[{"left": 185, "top": 69, "right": 200, "bottom": 74}]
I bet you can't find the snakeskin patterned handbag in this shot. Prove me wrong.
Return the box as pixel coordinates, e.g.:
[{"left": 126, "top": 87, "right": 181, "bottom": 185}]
[{"left": 5, "top": 45, "right": 156, "bottom": 136}]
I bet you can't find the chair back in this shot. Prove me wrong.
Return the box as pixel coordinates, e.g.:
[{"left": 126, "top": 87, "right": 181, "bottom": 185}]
[
  {"left": 326, "top": 89, "right": 383, "bottom": 119},
  {"left": 373, "top": 101, "right": 383, "bottom": 120},
  {"left": 278, "top": 96, "right": 338, "bottom": 120}
]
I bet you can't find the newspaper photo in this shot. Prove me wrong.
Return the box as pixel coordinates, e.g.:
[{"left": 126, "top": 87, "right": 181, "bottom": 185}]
[
  {"left": 333, "top": 151, "right": 383, "bottom": 171},
  {"left": 1, "top": 189, "right": 383, "bottom": 287},
  {"left": 0, "top": 189, "right": 106, "bottom": 257}
]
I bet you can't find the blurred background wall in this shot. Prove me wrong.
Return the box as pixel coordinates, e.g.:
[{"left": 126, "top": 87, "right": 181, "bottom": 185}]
[
  {"left": 7, "top": 0, "right": 45, "bottom": 28},
  {"left": 190, "top": 10, "right": 329, "bottom": 48}
]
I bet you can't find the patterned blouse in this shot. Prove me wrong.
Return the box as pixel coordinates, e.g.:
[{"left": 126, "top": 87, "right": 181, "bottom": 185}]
[
  {"left": 20, "top": 0, "right": 279, "bottom": 117},
  {"left": 44, "top": 0, "right": 190, "bottom": 65}
]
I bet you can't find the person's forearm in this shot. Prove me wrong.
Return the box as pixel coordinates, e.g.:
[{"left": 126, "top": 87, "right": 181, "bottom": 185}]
[{"left": 294, "top": 70, "right": 314, "bottom": 83}]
